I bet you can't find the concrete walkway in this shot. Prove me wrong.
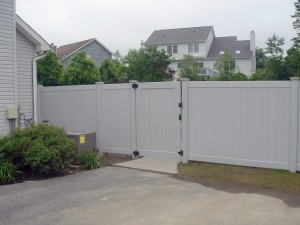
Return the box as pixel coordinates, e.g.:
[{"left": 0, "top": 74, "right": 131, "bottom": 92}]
[{"left": 113, "top": 156, "right": 180, "bottom": 174}]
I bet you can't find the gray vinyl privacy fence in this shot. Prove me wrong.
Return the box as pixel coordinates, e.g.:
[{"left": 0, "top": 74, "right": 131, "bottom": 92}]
[{"left": 38, "top": 78, "right": 300, "bottom": 172}]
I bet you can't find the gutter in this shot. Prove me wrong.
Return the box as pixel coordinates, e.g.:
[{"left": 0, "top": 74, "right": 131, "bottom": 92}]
[{"left": 32, "top": 52, "right": 48, "bottom": 124}]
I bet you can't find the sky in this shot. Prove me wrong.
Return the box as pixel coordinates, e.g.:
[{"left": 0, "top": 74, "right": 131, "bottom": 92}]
[{"left": 16, "top": 0, "right": 296, "bottom": 55}]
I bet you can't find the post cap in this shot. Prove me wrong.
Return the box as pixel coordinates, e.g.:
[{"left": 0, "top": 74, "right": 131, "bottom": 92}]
[
  {"left": 290, "top": 77, "right": 300, "bottom": 81},
  {"left": 129, "top": 80, "right": 139, "bottom": 83},
  {"left": 180, "top": 78, "right": 190, "bottom": 81}
]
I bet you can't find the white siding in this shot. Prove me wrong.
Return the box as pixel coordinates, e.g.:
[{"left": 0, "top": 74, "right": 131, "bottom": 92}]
[
  {"left": 16, "top": 30, "right": 35, "bottom": 123},
  {"left": 236, "top": 58, "right": 252, "bottom": 76},
  {"left": 0, "top": 0, "right": 15, "bottom": 136}
]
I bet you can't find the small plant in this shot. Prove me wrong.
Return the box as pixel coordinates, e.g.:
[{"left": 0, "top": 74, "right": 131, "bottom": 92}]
[
  {"left": 0, "top": 161, "right": 19, "bottom": 184},
  {"left": 80, "top": 151, "right": 101, "bottom": 170}
]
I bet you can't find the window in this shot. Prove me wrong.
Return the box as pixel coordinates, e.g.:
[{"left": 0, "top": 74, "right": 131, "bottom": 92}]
[
  {"left": 188, "top": 44, "right": 193, "bottom": 53},
  {"left": 173, "top": 45, "right": 178, "bottom": 53},
  {"left": 194, "top": 44, "right": 199, "bottom": 52},
  {"left": 220, "top": 51, "right": 225, "bottom": 55},
  {"left": 197, "top": 63, "right": 203, "bottom": 68},
  {"left": 167, "top": 45, "right": 178, "bottom": 54},
  {"left": 167, "top": 45, "right": 172, "bottom": 54},
  {"left": 188, "top": 44, "right": 199, "bottom": 53},
  {"left": 236, "top": 50, "right": 241, "bottom": 54}
]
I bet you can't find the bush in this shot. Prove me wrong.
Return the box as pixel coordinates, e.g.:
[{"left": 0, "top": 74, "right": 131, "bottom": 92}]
[
  {"left": 0, "top": 124, "right": 75, "bottom": 175},
  {"left": 0, "top": 161, "right": 19, "bottom": 184},
  {"left": 80, "top": 151, "right": 100, "bottom": 170}
]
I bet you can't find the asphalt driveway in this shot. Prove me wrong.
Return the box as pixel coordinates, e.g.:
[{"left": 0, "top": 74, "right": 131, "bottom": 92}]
[{"left": 1, "top": 166, "right": 300, "bottom": 225}]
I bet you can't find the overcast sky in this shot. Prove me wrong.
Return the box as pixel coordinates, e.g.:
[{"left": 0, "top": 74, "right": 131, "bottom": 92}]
[{"left": 16, "top": 0, "right": 296, "bottom": 55}]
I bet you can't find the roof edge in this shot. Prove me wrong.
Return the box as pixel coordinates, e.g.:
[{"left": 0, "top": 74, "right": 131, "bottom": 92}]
[
  {"left": 61, "top": 38, "right": 112, "bottom": 61},
  {"left": 16, "top": 15, "right": 51, "bottom": 52}
]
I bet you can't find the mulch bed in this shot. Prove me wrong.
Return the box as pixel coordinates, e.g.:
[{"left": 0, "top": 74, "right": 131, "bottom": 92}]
[{"left": 1, "top": 153, "right": 132, "bottom": 185}]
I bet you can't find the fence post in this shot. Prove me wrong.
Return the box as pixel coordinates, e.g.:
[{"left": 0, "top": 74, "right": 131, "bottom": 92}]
[
  {"left": 181, "top": 78, "right": 189, "bottom": 164},
  {"left": 129, "top": 80, "right": 139, "bottom": 159},
  {"left": 37, "top": 85, "right": 43, "bottom": 123},
  {"left": 95, "top": 82, "right": 104, "bottom": 153},
  {"left": 290, "top": 77, "right": 299, "bottom": 172}
]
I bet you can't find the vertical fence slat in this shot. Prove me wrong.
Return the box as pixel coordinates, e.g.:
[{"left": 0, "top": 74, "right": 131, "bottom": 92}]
[{"left": 290, "top": 77, "right": 299, "bottom": 172}]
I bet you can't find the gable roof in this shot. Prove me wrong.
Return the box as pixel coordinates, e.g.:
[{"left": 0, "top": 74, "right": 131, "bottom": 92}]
[
  {"left": 145, "top": 26, "right": 214, "bottom": 45},
  {"left": 16, "top": 15, "right": 50, "bottom": 52},
  {"left": 207, "top": 36, "right": 252, "bottom": 59},
  {"left": 57, "top": 38, "right": 112, "bottom": 60}
]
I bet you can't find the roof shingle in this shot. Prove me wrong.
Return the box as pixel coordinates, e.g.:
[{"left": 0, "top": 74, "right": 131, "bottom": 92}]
[
  {"left": 145, "top": 26, "right": 213, "bottom": 45},
  {"left": 57, "top": 38, "right": 94, "bottom": 60}
]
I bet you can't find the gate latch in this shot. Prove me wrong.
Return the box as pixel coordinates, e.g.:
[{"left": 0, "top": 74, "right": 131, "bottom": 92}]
[{"left": 178, "top": 102, "right": 183, "bottom": 108}]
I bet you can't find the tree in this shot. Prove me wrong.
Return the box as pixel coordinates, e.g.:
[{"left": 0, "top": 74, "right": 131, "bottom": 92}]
[
  {"left": 264, "top": 34, "right": 288, "bottom": 80},
  {"left": 213, "top": 49, "right": 236, "bottom": 80},
  {"left": 285, "top": 47, "right": 300, "bottom": 77},
  {"left": 125, "top": 44, "right": 172, "bottom": 82},
  {"left": 256, "top": 48, "right": 267, "bottom": 70},
  {"left": 292, "top": 0, "right": 300, "bottom": 48},
  {"left": 99, "top": 59, "right": 119, "bottom": 83},
  {"left": 178, "top": 55, "right": 202, "bottom": 81},
  {"left": 37, "top": 51, "right": 63, "bottom": 86},
  {"left": 60, "top": 51, "right": 100, "bottom": 85},
  {"left": 265, "top": 33, "right": 285, "bottom": 57}
]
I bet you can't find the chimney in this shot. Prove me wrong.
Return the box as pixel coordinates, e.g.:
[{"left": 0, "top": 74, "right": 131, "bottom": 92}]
[
  {"left": 50, "top": 43, "right": 57, "bottom": 53},
  {"left": 250, "top": 31, "right": 256, "bottom": 72},
  {"left": 250, "top": 31, "right": 255, "bottom": 52}
]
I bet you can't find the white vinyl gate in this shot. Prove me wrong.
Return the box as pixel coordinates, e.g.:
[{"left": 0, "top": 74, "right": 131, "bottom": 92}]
[{"left": 97, "top": 81, "right": 181, "bottom": 159}]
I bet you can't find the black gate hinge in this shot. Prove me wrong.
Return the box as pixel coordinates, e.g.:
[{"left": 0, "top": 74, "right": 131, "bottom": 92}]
[
  {"left": 178, "top": 150, "right": 183, "bottom": 156},
  {"left": 178, "top": 102, "right": 183, "bottom": 108},
  {"left": 179, "top": 114, "right": 182, "bottom": 120}
]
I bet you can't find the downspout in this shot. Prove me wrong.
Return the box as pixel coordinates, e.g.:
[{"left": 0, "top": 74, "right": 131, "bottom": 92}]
[{"left": 32, "top": 52, "right": 48, "bottom": 124}]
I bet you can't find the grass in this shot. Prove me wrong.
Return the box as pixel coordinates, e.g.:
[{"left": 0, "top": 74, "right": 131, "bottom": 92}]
[{"left": 178, "top": 162, "right": 300, "bottom": 194}]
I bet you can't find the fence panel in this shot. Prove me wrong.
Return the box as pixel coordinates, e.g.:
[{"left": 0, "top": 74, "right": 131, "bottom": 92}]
[
  {"left": 136, "top": 82, "right": 181, "bottom": 158},
  {"left": 39, "top": 85, "right": 97, "bottom": 132},
  {"left": 185, "top": 81, "right": 292, "bottom": 170},
  {"left": 98, "top": 83, "right": 132, "bottom": 155}
]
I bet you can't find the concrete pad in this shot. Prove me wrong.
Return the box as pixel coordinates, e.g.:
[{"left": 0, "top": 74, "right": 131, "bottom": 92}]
[{"left": 113, "top": 156, "right": 180, "bottom": 174}]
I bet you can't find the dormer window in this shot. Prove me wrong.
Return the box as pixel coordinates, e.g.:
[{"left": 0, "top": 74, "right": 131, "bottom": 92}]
[
  {"left": 220, "top": 51, "right": 225, "bottom": 55},
  {"left": 236, "top": 50, "right": 241, "bottom": 54},
  {"left": 188, "top": 44, "right": 199, "bottom": 53}
]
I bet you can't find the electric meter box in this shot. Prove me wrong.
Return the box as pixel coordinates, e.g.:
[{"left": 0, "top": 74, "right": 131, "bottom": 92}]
[
  {"left": 6, "top": 107, "right": 18, "bottom": 119},
  {"left": 67, "top": 131, "right": 97, "bottom": 164}
]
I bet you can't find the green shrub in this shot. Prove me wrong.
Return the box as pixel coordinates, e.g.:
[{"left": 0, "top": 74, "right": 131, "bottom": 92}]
[
  {"left": 0, "top": 124, "right": 75, "bottom": 175},
  {"left": 0, "top": 161, "right": 19, "bottom": 184},
  {"left": 80, "top": 151, "right": 100, "bottom": 170}
]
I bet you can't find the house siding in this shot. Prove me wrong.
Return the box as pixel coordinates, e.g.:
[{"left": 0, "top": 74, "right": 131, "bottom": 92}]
[
  {"left": 0, "top": 0, "right": 15, "bottom": 136},
  {"left": 16, "top": 30, "right": 35, "bottom": 124},
  {"left": 62, "top": 41, "right": 112, "bottom": 67}
]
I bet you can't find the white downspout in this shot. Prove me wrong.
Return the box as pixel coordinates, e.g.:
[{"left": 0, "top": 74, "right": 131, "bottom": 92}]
[{"left": 32, "top": 53, "right": 48, "bottom": 124}]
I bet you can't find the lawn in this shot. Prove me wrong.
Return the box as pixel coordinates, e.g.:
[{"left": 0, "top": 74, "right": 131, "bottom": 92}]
[{"left": 178, "top": 162, "right": 300, "bottom": 194}]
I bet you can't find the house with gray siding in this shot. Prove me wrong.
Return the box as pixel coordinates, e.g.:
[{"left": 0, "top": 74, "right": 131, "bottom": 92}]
[
  {"left": 0, "top": 0, "right": 50, "bottom": 136},
  {"left": 57, "top": 38, "right": 112, "bottom": 67},
  {"left": 145, "top": 26, "right": 256, "bottom": 78}
]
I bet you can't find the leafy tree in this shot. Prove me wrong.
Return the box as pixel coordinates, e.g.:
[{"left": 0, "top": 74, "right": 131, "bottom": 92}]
[
  {"left": 265, "top": 33, "right": 285, "bottom": 57},
  {"left": 292, "top": 0, "right": 300, "bottom": 48},
  {"left": 256, "top": 48, "right": 267, "bottom": 70},
  {"left": 178, "top": 55, "right": 202, "bottom": 81},
  {"left": 285, "top": 47, "right": 300, "bottom": 77},
  {"left": 213, "top": 49, "right": 237, "bottom": 80},
  {"left": 60, "top": 51, "right": 100, "bottom": 85},
  {"left": 37, "top": 51, "right": 63, "bottom": 86},
  {"left": 99, "top": 59, "right": 119, "bottom": 83},
  {"left": 264, "top": 34, "right": 288, "bottom": 80},
  {"left": 125, "top": 44, "right": 172, "bottom": 82},
  {"left": 112, "top": 51, "right": 128, "bottom": 82}
]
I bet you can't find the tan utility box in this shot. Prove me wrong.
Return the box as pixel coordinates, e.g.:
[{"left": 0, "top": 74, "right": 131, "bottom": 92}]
[{"left": 6, "top": 107, "right": 18, "bottom": 119}]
